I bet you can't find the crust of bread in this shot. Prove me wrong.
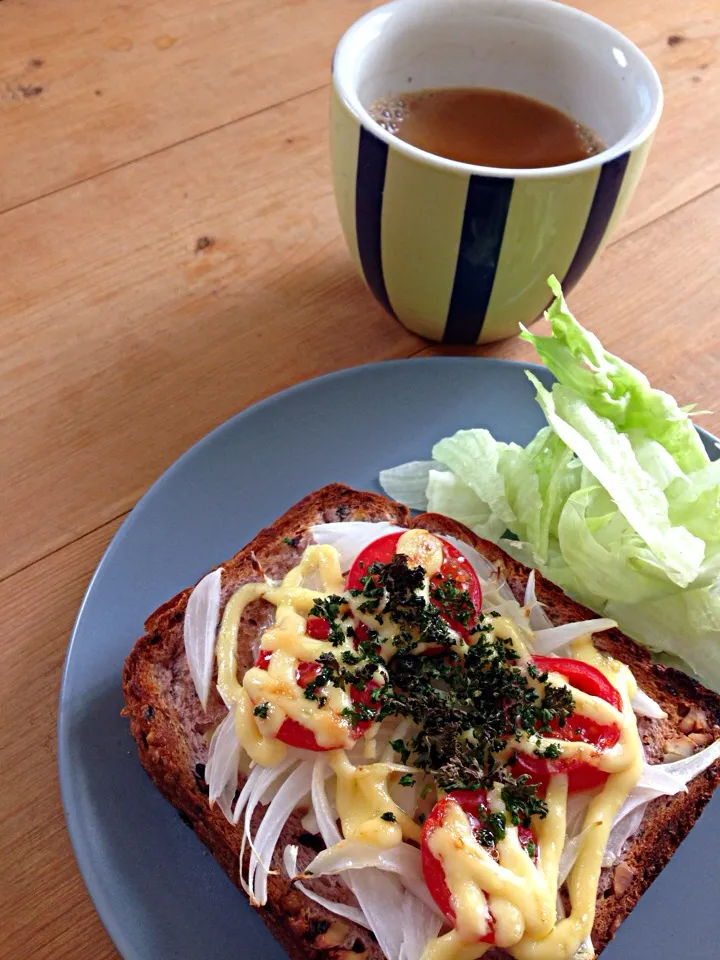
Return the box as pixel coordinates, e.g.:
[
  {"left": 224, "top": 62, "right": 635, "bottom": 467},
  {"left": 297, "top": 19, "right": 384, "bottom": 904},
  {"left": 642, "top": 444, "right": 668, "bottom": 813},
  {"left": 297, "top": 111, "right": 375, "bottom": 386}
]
[{"left": 123, "top": 486, "right": 720, "bottom": 960}]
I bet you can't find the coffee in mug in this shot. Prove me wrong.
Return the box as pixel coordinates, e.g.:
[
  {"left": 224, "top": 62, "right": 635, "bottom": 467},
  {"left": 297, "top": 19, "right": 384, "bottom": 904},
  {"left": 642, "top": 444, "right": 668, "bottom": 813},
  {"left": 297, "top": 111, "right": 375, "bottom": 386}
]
[{"left": 369, "top": 87, "right": 604, "bottom": 169}]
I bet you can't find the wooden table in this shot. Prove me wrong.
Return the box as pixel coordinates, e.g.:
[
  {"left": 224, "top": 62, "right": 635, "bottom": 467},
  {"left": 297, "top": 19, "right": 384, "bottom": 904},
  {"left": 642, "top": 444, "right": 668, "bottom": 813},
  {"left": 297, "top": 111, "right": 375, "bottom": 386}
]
[{"left": 1, "top": 0, "right": 718, "bottom": 956}]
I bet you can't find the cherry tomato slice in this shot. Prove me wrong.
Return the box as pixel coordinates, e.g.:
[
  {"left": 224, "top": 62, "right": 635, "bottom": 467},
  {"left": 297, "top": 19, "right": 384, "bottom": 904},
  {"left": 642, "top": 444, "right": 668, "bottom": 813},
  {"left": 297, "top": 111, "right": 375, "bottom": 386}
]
[
  {"left": 346, "top": 532, "right": 482, "bottom": 635},
  {"left": 275, "top": 716, "right": 336, "bottom": 752},
  {"left": 346, "top": 533, "right": 403, "bottom": 591},
  {"left": 421, "top": 790, "right": 538, "bottom": 943},
  {"left": 255, "top": 647, "right": 272, "bottom": 670},
  {"left": 295, "top": 660, "right": 322, "bottom": 688},
  {"left": 353, "top": 620, "right": 371, "bottom": 645},
  {"left": 306, "top": 616, "right": 331, "bottom": 640},
  {"left": 532, "top": 656, "right": 622, "bottom": 712},
  {"left": 350, "top": 679, "right": 382, "bottom": 736},
  {"left": 253, "top": 649, "right": 379, "bottom": 751},
  {"left": 513, "top": 656, "right": 622, "bottom": 793}
]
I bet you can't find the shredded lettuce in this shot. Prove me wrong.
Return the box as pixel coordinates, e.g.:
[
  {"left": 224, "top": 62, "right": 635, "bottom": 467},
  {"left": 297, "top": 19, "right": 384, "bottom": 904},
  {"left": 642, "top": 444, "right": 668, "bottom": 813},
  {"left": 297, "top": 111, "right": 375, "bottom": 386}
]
[
  {"left": 425, "top": 470, "right": 508, "bottom": 543},
  {"left": 377, "top": 461, "right": 436, "bottom": 511},
  {"left": 521, "top": 276, "right": 709, "bottom": 474},
  {"left": 527, "top": 374, "right": 705, "bottom": 588},
  {"left": 379, "top": 277, "right": 720, "bottom": 691},
  {"left": 432, "top": 429, "right": 519, "bottom": 528}
]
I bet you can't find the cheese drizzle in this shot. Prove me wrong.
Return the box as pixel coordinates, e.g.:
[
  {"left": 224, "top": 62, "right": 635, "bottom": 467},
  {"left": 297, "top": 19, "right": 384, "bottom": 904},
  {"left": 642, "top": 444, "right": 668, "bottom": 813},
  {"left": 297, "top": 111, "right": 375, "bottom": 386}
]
[{"left": 211, "top": 533, "right": 643, "bottom": 960}]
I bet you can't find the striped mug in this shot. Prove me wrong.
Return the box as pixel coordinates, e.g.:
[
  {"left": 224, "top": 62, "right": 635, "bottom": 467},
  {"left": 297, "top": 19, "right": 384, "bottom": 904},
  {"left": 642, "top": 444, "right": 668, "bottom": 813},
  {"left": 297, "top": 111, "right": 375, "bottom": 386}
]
[{"left": 331, "top": 0, "right": 662, "bottom": 344}]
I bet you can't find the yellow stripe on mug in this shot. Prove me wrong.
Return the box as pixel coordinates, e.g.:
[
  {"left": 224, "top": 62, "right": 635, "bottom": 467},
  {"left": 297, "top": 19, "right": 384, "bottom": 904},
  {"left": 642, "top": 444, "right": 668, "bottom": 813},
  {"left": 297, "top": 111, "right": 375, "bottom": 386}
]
[
  {"left": 330, "top": 88, "right": 361, "bottom": 274},
  {"left": 381, "top": 149, "right": 469, "bottom": 341},
  {"left": 594, "top": 137, "right": 654, "bottom": 255}
]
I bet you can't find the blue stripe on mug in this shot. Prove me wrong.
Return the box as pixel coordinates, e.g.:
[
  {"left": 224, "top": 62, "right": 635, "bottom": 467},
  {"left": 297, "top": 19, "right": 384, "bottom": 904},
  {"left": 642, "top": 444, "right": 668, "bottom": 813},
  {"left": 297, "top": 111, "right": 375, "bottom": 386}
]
[
  {"left": 561, "top": 151, "right": 631, "bottom": 293},
  {"left": 442, "top": 174, "right": 514, "bottom": 344},
  {"left": 355, "top": 126, "right": 396, "bottom": 319}
]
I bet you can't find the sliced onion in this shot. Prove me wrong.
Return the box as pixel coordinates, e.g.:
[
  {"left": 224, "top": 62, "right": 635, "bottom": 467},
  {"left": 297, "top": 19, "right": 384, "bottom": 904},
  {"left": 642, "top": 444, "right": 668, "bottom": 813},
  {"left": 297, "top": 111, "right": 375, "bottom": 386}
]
[
  {"left": 352, "top": 870, "right": 409, "bottom": 960},
  {"left": 311, "top": 757, "right": 437, "bottom": 960},
  {"left": 184, "top": 567, "right": 223, "bottom": 709},
  {"left": 283, "top": 845, "right": 371, "bottom": 929},
  {"left": 397, "top": 884, "right": 444, "bottom": 960},
  {"left": 630, "top": 688, "right": 667, "bottom": 719},
  {"left": 216, "top": 782, "right": 238, "bottom": 822},
  {"left": 304, "top": 838, "right": 422, "bottom": 880},
  {"left": 525, "top": 570, "right": 556, "bottom": 632},
  {"left": 310, "top": 522, "right": 406, "bottom": 572},
  {"left": 300, "top": 808, "right": 320, "bottom": 835},
  {"left": 304, "top": 839, "right": 443, "bottom": 920},
  {"left": 231, "top": 761, "right": 257, "bottom": 825},
  {"left": 558, "top": 831, "right": 585, "bottom": 888},
  {"left": 284, "top": 843, "right": 298, "bottom": 877},
  {"left": 397, "top": 873, "right": 445, "bottom": 920},
  {"left": 636, "top": 763, "right": 691, "bottom": 797},
  {"left": 524, "top": 570, "right": 537, "bottom": 610},
  {"left": 378, "top": 461, "right": 438, "bottom": 510},
  {"left": 251, "top": 760, "right": 315, "bottom": 905},
  {"left": 602, "top": 803, "right": 647, "bottom": 868},
  {"left": 312, "top": 756, "right": 342, "bottom": 847},
  {"left": 240, "top": 757, "right": 298, "bottom": 898},
  {"left": 557, "top": 791, "right": 599, "bottom": 887},
  {"left": 600, "top": 739, "right": 720, "bottom": 870},
  {"left": 205, "top": 707, "right": 241, "bottom": 815},
  {"left": 617, "top": 785, "right": 669, "bottom": 824},
  {"left": 573, "top": 937, "right": 596, "bottom": 960},
  {"left": 565, "top": 790, "right": 595, "bottom": 840},
  {"left": 233, "top": 755, "right": 295, "bottom": 825},
  {"left": 650, "top": 736, "right": 720, "bottom": 785},
  {"left": 533, "top": 619, "right": 617, "bottom": 655},
  {"left": 312, "top": 760, "right": 403, "bottom": 957}
]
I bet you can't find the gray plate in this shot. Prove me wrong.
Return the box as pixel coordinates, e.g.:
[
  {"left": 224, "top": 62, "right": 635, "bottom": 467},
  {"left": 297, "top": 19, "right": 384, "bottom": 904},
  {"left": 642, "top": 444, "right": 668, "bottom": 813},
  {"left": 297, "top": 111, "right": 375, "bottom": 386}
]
[{"left": 59, "top": 357, "right": 719, "bottom": 960}]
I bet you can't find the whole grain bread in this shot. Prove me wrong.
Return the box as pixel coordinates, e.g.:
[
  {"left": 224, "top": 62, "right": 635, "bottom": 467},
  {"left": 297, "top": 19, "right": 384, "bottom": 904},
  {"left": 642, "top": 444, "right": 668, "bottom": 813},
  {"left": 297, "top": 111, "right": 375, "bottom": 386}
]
[{"left": 123, "top": 485, "right": 720, "bottom": 960}]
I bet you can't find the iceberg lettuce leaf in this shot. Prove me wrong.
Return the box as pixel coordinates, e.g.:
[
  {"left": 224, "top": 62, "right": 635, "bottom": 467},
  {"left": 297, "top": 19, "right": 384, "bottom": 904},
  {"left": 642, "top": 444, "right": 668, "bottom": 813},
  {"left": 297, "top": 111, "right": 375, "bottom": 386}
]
[{"left": 521, "top": 276, "right": 709, "bottom": 473}]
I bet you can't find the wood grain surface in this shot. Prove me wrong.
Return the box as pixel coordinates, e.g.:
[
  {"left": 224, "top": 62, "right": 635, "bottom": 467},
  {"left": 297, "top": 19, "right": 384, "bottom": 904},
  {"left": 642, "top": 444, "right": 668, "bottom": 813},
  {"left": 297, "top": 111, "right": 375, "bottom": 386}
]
[{"left": 0, "top": 0, "right": 718, "bottom": 957}]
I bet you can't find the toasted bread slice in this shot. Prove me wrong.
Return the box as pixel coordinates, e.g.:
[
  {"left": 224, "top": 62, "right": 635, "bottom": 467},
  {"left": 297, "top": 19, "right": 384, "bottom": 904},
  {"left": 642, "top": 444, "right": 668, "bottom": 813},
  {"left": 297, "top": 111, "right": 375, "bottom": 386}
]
[{"left": 123, "top": 486, "right": 720, "bottom": 960}]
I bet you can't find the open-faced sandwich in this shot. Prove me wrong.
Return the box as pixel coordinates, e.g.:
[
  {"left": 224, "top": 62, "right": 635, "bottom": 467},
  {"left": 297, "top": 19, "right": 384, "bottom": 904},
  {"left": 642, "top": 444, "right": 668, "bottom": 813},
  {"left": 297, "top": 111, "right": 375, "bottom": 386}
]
[{"left": 123, "top": 483, "right": 720, "bottom": 960}]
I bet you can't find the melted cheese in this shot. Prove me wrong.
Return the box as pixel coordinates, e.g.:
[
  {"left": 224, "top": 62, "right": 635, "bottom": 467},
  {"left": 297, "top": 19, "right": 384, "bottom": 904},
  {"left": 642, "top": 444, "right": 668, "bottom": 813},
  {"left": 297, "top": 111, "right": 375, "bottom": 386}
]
[
  {"left": 426, "top": 779, "right": 565, "bottom": 950},
  {"left": 234, "top": 686, "right": 287, "bottom": 766},
  {"left": 209, "top": 539, "right": 644, "bottom": 960},
  {"left": 492, "top": 616, "right": 532, "bottom": 660},
  {"left": 215, "top": 546, "right": 356, "bottom": 757},
  {"left": 421, "top": 636, "right": 643, "bottom": 960},
  {"left": 331, "top": 750, "right": 421, "bottom": 846},
  {"left": 216, "top": 582, "right": 267, "bottom": 704},
  {"left": 423, "top": 931, "right": 492, "bottom": 960}
]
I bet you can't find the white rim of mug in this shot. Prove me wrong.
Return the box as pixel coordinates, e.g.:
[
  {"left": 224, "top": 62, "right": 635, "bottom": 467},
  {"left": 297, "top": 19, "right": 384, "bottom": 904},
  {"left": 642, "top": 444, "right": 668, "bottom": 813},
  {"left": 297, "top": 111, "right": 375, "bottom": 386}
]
[{"left": 332, "top": 0, "right": 664, "bottom": 180}]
